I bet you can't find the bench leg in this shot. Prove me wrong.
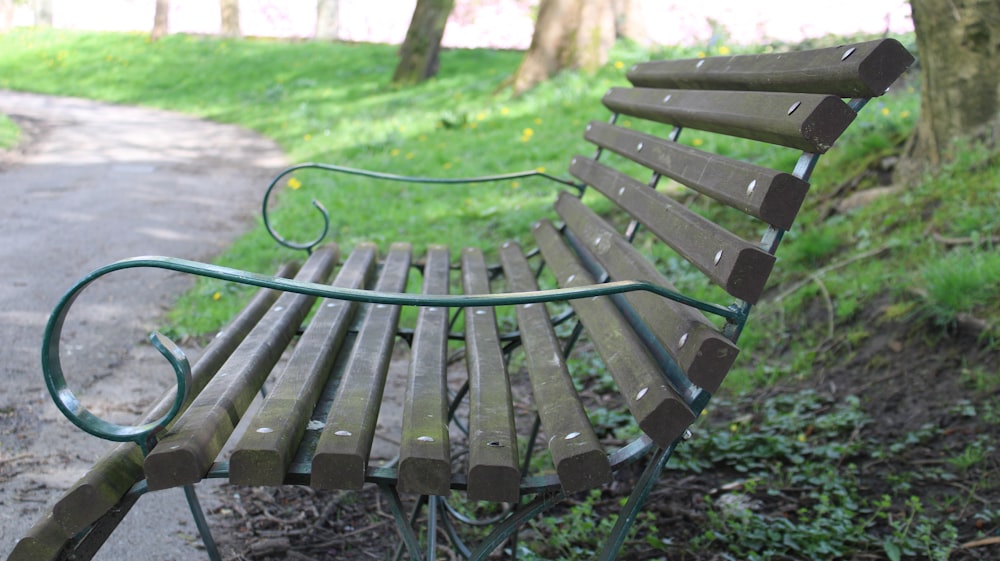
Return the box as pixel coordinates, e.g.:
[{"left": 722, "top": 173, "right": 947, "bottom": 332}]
[
  {"left": 596, "top": 440, "right": 679, "bottom": 561},
  {"left": 380, "top": 482, "right": 427, "bottom": 561},
  {"left": 183, "top": 484, "right": 222, "bottom": 561}
]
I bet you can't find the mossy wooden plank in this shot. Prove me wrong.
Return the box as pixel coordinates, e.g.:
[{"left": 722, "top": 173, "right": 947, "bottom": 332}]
[
  {"left": 566, "top": 161, "right": 775, "bottom": 303},
  {"left": 627, "top": 38, "right": 914, "bottom": 98},
  {"left": 461, "top": 246, "right": 520, "bottom": 503},
  {"left": 584, "top": 121, "right": 809, "bottom": 230},
  {"left": 8, "top": 515, "right": 70, "bottom": 561},
  {"left": 602, "top": 87, "right": 857, "bottom": 153},
  {"left": 533, "top": 219, "right": 695, "bottom": 448},
  {"left": 230, "top": 245, "right": 376, "bottom": 486},
  {"left": 554, "top": 193, "right": 739, "bottom": 392},
  {"left": 144, "top": 248, "right": 337, "bottom": 490},
  {"left": 311, "top": 244, "right": 411, "bottom": 491},
  {"left": 499, "top": 242, "right": 611, "bottom": 494},
  {"left": 398, "top": 245, "right": 452, "bottom": 496}
]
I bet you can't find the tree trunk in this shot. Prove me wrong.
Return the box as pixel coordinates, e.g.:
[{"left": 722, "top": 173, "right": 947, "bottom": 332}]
[
  {"left": 392, "top": 0, "right": 455, "bottom": 85},
  {"left": 33, "top": 0, "right": 53, "bottom": 27},
  {"left": 899, "top": 0, "right": 1000, "bottom": 180},
  {"left": 0, "top": 0, "right": 14, "bottom": 33},
  {"left": 316, "top": 0, "right": 340, "bottom": 40},
  {"left": 151, "top": 0, "right": 169, "bottom": 41},
  {"left": 613, "top": 0, "right": 646, "bottom": 43},
  {"left": 509, "top": 0, "right": 615, "bottom": 96},
  {"left": 221, "top": 0, "right": 240, "bottom": 38}
]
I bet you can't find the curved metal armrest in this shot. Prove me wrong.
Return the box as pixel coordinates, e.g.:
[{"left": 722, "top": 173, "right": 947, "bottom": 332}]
[
  {"left": 43, "top": 262, "right": 192, "bottom": 453},
  {"left": 262, "top": 162, "right": 583, "bottom": 253},
  {"left": 41, "top": 255, "right": 742, "bottom": 448}
]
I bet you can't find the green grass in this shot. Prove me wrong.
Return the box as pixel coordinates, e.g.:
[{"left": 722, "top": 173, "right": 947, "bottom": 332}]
[{"left": 0, "top": 113, "right": 19, "bottom": 149}]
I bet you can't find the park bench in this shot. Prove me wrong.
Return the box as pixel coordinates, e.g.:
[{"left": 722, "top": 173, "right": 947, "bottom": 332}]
[{"left": 13, "top": 38, "right": 913, "bottom": 561}]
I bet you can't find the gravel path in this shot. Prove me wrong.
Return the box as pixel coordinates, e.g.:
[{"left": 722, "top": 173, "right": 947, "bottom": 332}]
[{"left": 0, "top": 90, "right": 287, "bottom": 561}]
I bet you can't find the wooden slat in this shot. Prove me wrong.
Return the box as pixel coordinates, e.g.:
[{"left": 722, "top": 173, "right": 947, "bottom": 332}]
[
  {"left": 461, "top": 246, "right": 520, "bottom": 503},
  {"left": 532, "top": 219, "right": 695, "bottom": 448},
  {"left": 230, "top": 245, "right": 377, "bottom": 486},
  {"left": 311, "top": 243, "right": 411, "bottom": 491},
  {"left": 627, "top": 39, "right": 914, "bottom": 99},
  {"left": 602, "top": 87, "right": 856, "bottom": 153},
  {"left": 144, "top": 249, "right": 337, "bottom": 490},
  {"left": 8, "top": 512, "right": 73, "bottom": 561},
  {"left": 568, "top": 160, "right": 774, "bottom": 303},
  {"left": 584, "top": 121, "right": 809, "bottom": 230},
  {"left": 554, "top": 193, "right": 738, "bottom": 392},
  {"left": 498, "top": 242, "right": 611, "bottom": 493},
  {"left": 397, "top": 245, "right": 452, "bottom": 496}
]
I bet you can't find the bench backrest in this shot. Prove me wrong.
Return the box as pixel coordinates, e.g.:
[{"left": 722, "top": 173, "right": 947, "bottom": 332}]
[{"left": 533, "top": 39, "right": 913, "bottom": 445}]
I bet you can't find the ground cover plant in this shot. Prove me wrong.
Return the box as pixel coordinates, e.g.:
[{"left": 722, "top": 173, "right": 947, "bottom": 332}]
[{"left": 1, "top": 28, "right": 996, "bottom": 560}]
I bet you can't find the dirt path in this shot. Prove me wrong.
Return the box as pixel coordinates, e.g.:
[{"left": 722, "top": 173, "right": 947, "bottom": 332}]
[{"left": 0, "top": 90, "right": 287, "bottom": 561}]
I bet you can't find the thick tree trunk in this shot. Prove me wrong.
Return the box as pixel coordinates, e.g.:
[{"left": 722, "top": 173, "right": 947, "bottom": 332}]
[
  {"left": 316, "top": 0, "right": 340, "bottom": 40},
  {"left": 221, "top": 0, "right": 240, "bottom": 38},
  {"left": 899, "top": 0, "right": 1000, "bottom": 180},
  {"left": 34, "top": 0, "right": 53, "bottom": 27},
  {"left": 509, "top": 0, "right": 615, "bottom": 96},
  {"left": 151, "top": 0, "right": 169, "bottom": 41},
  {"left": 0, "top": 0, "right": 14, "bottom": 33},
  {"left": 613, "top": 0, "right": 646, "bottom": 43},
  {"left": 392, "top": 0, "right": 455, "bottom": 85}
]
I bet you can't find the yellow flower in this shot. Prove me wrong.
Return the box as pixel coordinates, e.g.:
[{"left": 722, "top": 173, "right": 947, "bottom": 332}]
[
  {"left": 900, "top": 110, "right": 911, "bottom": 119},
  {"left": 614, "top": 60, "right": 625, "bottom": 69},
  {"left": 476, "top": 112, "right": 487, "bottom": 121},
  {"left": 390, "top": 148, "right": 401, "bottom": 157},
  {"left": 535, "top": 166, "right": 546, "bottom": 173},
  {"left": 881, "top": 107, "right": 891, "bottom": 116},
  {"left": 287, "top": 177, "right": 302, "bottom": 190},
  {"left": 533, "top": 117, "right": 542, "bottom": 125},
  {"left": 522, "top": 128, "right": 534, "bottom": 137},
  {"left": 500, "top": 106, "right": 510, "bottom": 116},
  {"left": 692, "top": 138, "right": 704, "bottom": 146},
  {"left": 797, "top": 433, "right": 807, "bottom": 443},
  {"left": 511, "top": 181, "right": 520, "bottom": 189},
  {"left": 212, "top": 291, "right": 222, "bottom": 301},
  {"left": 718, "top": 45, "right": 731, "bottom": 55},
  {"left": 303, "top": 134, "right": 312, "bottom": 141},
  {"left": 405, "top": 152, "right": 415, "bottom": 160}
]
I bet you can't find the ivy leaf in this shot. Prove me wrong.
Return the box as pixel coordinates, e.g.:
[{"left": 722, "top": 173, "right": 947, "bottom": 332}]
[{"left": 884, "top": 538, "right": 902, "bottom": 561}]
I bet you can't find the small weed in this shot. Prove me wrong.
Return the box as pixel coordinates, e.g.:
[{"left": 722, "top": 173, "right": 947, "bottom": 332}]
[
  {"left": 518, "top": 489, "right": 666, "bottom": 561},
  {"left": 920, "top": 248, "right": 1000, "bottom": 327},
  {"left": 0, "top": 113, "right": 19, "bottom": 149},
  {"left": 947, "top": 435, "right": 994, "bottom": 472},
  {"left": 786, "top": 226, "right": 846, "bottom": 268},
  {"left": 960, "top": 364, "right": 1000, "bottom": 395}
]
